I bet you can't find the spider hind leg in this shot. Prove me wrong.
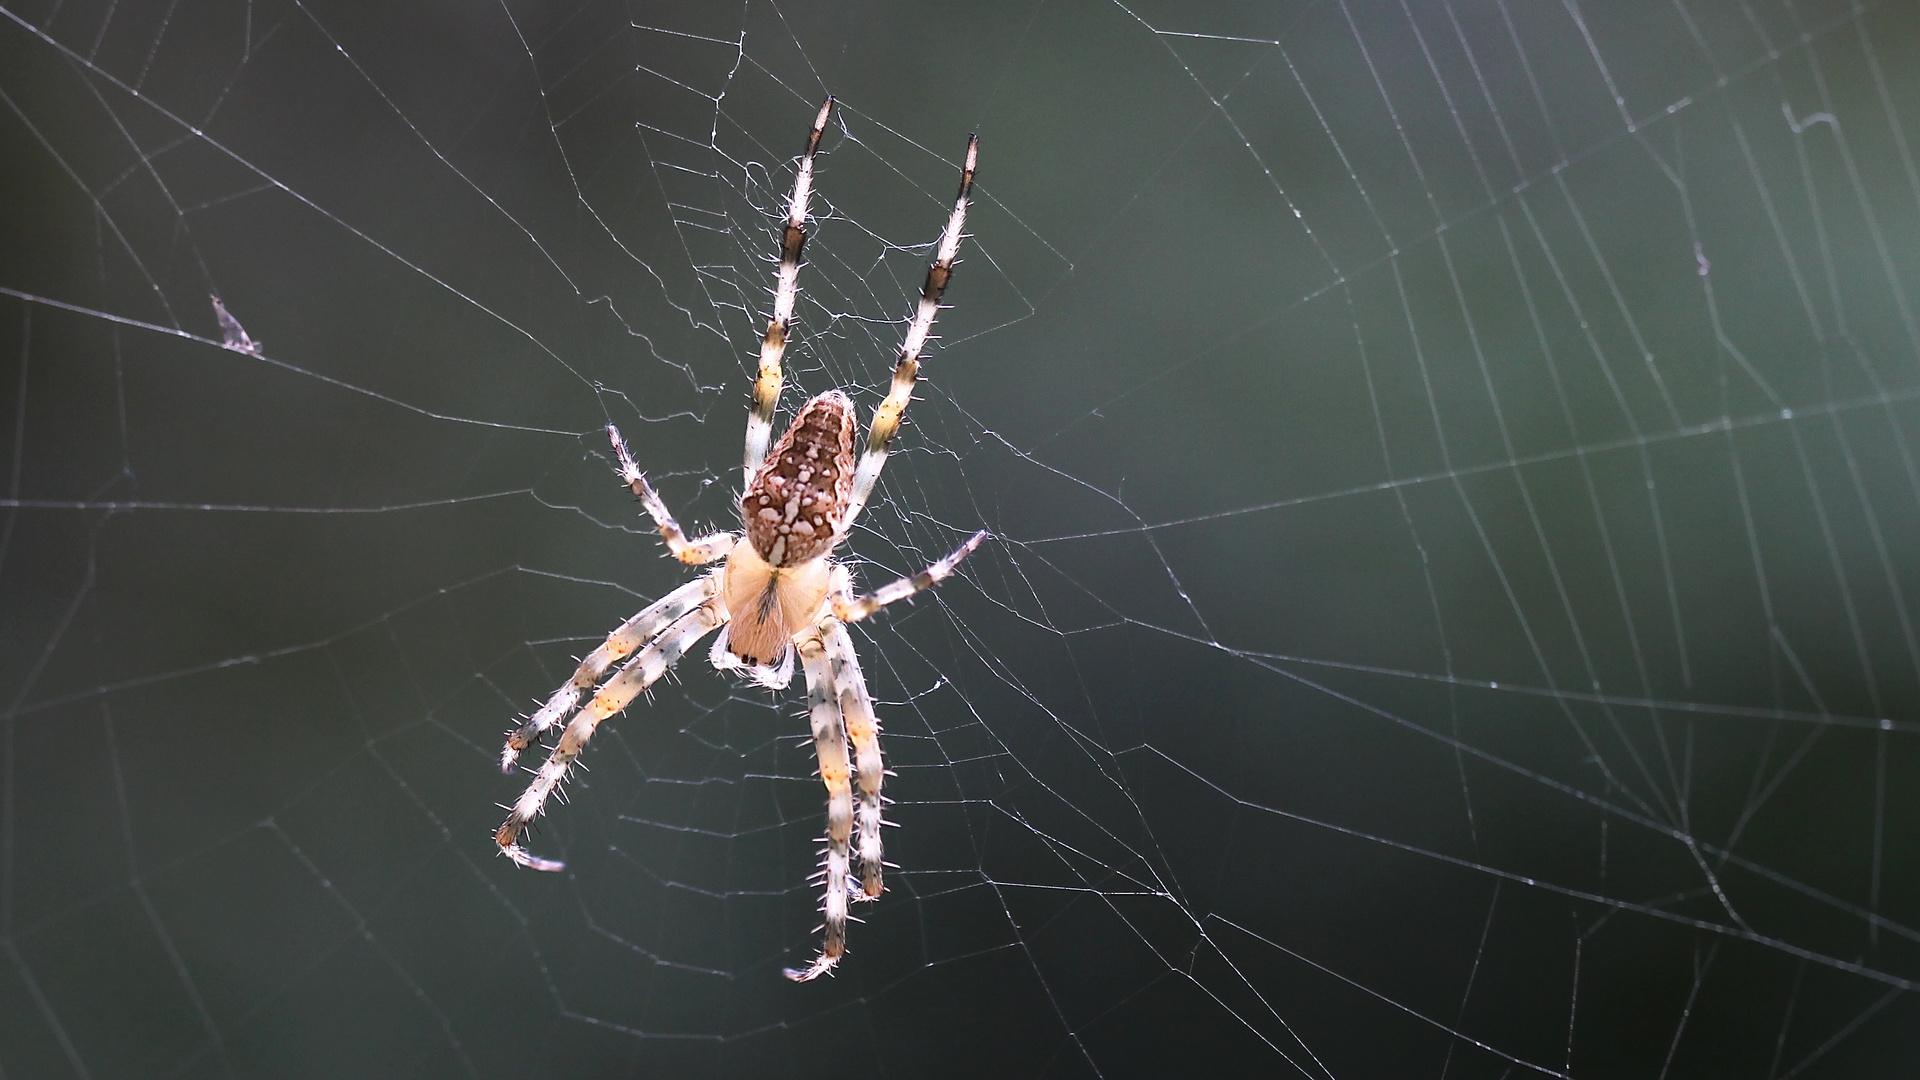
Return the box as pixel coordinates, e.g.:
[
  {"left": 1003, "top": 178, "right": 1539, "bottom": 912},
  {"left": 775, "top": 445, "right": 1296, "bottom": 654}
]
[
  {"left": 784, "top": 630, "right": 853, "bottom": 981},
  {"left": 496, "top": 599, "right": 725, "bottom": 870},
  {"left": 500, "top": 575, "right": 718, "bottom": 772},
  {"left": 823, "top": 621, "right": 887, "bottom": 898}
]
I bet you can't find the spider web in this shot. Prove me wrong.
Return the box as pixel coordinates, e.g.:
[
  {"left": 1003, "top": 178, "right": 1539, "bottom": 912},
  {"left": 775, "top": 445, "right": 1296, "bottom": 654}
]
[{"left": 2, "top": 0, "right": 1918, "bottom": 1075}]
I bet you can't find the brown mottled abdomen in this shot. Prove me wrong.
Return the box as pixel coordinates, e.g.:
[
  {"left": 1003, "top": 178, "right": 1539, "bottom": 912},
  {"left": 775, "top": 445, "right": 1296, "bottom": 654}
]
[{"left": 743, "top": 390, "right": 855, "bottom": 567}]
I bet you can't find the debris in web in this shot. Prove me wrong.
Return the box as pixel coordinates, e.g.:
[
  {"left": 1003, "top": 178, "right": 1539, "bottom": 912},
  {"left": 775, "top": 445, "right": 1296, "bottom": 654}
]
[{"left": 210, "top": 294, "right": 263, "bottom": 356}]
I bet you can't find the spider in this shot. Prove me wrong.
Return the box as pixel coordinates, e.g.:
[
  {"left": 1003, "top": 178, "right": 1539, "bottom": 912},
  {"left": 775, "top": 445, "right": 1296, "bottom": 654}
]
[{"left": 493, "top": 97, "right": 985, "bottom": 982}]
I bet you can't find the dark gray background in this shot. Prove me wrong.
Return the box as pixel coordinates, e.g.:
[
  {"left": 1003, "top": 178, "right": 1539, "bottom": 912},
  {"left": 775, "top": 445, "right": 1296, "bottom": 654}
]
[{"left": 2, "top": 0, "right": 1918, "bottom": 1076}]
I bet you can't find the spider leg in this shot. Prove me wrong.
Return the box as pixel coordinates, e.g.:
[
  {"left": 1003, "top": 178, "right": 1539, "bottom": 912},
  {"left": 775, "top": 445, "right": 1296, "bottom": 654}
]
[
  {"left": 785, "top": 629, "right": 853, "bottom": 981},
  {"left": 496, "top": 598, "right": 726, "bottom": 871},
  {"left": 843, "top": 136, "right": 977, "bottom": 529},
  {"left": 501, "top": 574, "right": 718, "bottom": 772},
  {"left": 608, "top": 424, "right": 736, "bottom": 565},
  {"left": 821, "top": 621, "right": 886, "bottom": 898},
  {"left": 831, "top": 530, "right": 987, "bottom": 625},
  {"left": 747, "top": 96, "right": 835, "bottom": 485}
]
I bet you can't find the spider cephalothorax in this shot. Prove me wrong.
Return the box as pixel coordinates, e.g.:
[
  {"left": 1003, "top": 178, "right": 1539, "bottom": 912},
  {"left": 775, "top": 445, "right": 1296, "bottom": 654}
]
[{"left": 492, "top": 97, "right": 984, "bottom": 981}]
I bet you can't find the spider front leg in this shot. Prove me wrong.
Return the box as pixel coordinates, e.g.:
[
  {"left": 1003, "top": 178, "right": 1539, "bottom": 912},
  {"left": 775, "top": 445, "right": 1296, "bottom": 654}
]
[
  {"left": 497, "top": 598, "right": 725, "bottom": 871},
  {"left": 843, "top": 135, "right": 977, "bottom": 529},
  {"left": 747, "top": 96, "right": 835, "bottom": 484},
  {"left": 608, "top": 424, "right": 735, "bottom": 565},
  {"left": 501, "top": 574, "right": 717, "bottom": 772}
]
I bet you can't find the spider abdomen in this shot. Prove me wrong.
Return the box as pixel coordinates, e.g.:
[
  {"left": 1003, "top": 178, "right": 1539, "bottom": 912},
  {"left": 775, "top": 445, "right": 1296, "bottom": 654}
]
[{"left": 743, "top": 390, "right": 855, "bottom": 567}]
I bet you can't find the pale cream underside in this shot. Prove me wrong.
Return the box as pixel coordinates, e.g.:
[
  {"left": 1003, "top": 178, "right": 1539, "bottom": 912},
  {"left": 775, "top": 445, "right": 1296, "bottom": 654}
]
[{"left": 717, "top": 537, "right": 832, "bottom": 668}]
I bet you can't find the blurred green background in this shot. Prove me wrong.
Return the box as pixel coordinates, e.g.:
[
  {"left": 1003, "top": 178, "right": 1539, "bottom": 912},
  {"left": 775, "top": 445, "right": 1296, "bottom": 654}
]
[{"left": 2, "top": 0, "right": 1918, "bottom": 1075}]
